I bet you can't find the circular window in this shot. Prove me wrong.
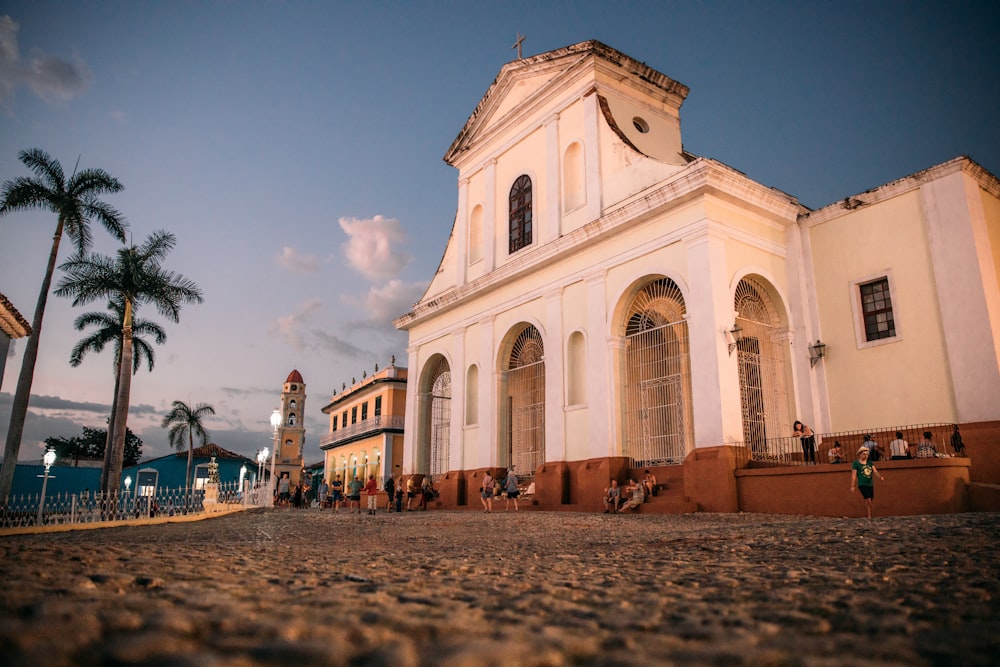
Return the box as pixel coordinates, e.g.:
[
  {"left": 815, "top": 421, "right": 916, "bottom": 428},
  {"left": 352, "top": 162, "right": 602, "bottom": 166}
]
[{"left": 632, "top": 117, "right": 650, "bottom": 133}]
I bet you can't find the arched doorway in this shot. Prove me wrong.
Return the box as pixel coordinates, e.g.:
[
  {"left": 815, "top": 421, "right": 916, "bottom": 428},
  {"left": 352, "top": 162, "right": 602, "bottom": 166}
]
[
  {"left": 734, "top": 277, "right": 791, "bottom": 459},
  {"left": 421, "top": 356, "right": 451, "bottom": 477},
  {"left": 505, "top": 325, "right": 545, "bottom": 477},
  {"left": 622, "top": 278, "right": 692, "bottom": 465}
]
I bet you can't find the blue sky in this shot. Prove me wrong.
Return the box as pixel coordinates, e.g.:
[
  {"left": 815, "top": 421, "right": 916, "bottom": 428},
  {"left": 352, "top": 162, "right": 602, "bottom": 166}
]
[{"left": 2, "top": 1, "right": 998, "bottom": 464}]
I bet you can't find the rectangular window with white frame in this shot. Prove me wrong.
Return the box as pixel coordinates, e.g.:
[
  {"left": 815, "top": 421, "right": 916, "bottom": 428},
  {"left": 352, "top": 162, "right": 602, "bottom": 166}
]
[{"left": 851, "top": 271, "right": 900, "bottom": 349}]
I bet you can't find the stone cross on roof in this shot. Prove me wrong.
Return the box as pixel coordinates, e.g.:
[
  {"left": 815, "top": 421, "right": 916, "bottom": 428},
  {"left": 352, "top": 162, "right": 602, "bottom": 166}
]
[{"left": 512, "top": 33, "right": 525, "bottom": 60}]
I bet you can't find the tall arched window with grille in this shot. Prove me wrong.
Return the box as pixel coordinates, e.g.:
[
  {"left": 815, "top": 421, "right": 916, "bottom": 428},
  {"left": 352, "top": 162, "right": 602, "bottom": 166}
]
[
  {"left": 509, "top": 175, "right": 532, "bottom": 254},
  {"left": 505, "top": 325, "right": 545, "bottom": 477}
]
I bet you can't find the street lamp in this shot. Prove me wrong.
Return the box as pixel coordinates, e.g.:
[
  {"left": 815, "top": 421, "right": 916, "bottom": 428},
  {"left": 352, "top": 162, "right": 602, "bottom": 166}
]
[
  {"left": 37, "top": 448, "right": 57, "bottom": 525},
  {"left": 269, "top": 409, "right": 282, "bottom": 507}
]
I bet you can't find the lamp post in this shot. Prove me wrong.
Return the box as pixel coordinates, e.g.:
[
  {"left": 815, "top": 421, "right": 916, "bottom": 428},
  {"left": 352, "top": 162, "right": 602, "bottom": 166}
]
[
  {"left": 37, "top": 448, "right": 56, "bottom": 525},
  {"left": 239, "top": 464, "right": 247, "bottom": 502},
  {"left": 269, "top": 409, "right": 282, "bottom": 507}
]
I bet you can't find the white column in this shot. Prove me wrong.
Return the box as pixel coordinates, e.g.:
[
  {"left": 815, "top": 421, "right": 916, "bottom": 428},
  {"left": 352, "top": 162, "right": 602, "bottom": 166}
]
[
  {"left": 922, "top": 171, "right": 1000, "bottom": 422},
  {"left": 483, "top": 159, "right": 497, "bottom": 272},
  {"left": 586, "top": 270, "right": 612, "bottom": 458},
  {"left": 479, "top": 315, "right": 496, "bottom": 468},
  {"left": 543, "top": 114, "right": 561, "bottom": 245},
  {"left": 401, "top": 345, "right": 420, "bottom": 474},
  {"left": 544, "top": 289, "right": 565, "bottom": 463},
  {"left": 583, "top": 92, "right": 602, "bottom": 222},
  {"left": 685, "top": 227, "right": 743, "bottom": 446},
  {"left": 455, "top": 178, "right": 469, "bottom": 285},
  {"left": 450, "top": 328, "right": 466, "bottom": 473}
]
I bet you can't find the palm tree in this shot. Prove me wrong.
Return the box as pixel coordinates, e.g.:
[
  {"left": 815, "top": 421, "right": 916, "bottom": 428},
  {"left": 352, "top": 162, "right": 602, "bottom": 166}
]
[
  {"left": 71, "top": 298, "right": 166, "bottom": 490},
  {"left": 55, "top": 230, "right": 203, "bottom": 494},
  {"left": 161, "top": 400, "right": 216, "bottom": 504},
  {"left": 0, "top": 149, "right": 126, "bottom": 501}
]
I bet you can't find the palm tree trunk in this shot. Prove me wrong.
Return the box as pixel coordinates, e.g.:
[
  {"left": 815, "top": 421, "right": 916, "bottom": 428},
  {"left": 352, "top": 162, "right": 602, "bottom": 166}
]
[
  {"left": 104, "top": 300, "right": 134, "bottom": 495},
  {"left": 186, "top": 430, "right": 194, "bottom": 509},
  {"left": 99, "top": 353, "right": 123, "bottom": 492},
  {"left": 0, "top": 218, "right": 65, "bottom": 502}
]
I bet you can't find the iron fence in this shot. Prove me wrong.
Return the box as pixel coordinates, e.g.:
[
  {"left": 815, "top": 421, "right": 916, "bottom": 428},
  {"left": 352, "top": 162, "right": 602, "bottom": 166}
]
[
  {"left": 732, "top": 422, "right": 959, "bottom": 468},
  {"left": 0, "top": 480, "right": 245, "bottom": 530}
]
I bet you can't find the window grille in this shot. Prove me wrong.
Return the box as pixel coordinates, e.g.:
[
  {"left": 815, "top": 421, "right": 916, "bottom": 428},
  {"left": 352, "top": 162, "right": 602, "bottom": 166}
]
[
  {"left": 860, "top": 278, "right": 895, "bottom": 341},
  {"left": 509, "top": 175, "right": 532, "bottom": 253},
  {"left": 506, "top": 325, "right": 545, "bottom": 477}
]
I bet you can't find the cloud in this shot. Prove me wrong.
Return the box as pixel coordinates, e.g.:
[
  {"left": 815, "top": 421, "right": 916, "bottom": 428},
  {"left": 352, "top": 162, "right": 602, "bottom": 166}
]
[
  {"left": 110, "top": 109, "right": 127, "bottom": 123},
  {"left": 360, "top": 279, "right": 427, "bottom": 325},
  {"left": 276, "top": 246, "right": 321, "bottom": 273},
  {"left": 0, "top": 15, "right": 91, "bottom": 106},
  {"left": 272, "top": 299, "right": 323, "bottom": 351},
  {"left": 339, "top": 215, "right": 412, "bottom": 281},
  {"left": 312, "top": 330, "right": 367, "bottom": 358}
]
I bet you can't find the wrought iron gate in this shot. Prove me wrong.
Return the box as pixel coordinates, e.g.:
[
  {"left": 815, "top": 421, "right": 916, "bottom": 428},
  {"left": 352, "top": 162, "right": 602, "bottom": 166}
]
[
  {"left": 506, "top": 326, "right": 545, "bottom": 477},
  {"left": 623, "top": 279, "right": 692, "bottom": 465},
  {"left": 427, "top": 358, "right": 451, "bottom": 477}
]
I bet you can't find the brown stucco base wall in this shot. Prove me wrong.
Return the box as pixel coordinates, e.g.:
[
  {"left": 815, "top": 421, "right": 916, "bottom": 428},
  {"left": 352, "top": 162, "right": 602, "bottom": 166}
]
[
  {"left": 683, "top": 446, "right": 739, "bottom": 513},
  {"left": 960, "top": 420, "right": 1000, "bottom": 485},
  {"left": 736, "top": 458, "right": 971, "bottom": 518}
]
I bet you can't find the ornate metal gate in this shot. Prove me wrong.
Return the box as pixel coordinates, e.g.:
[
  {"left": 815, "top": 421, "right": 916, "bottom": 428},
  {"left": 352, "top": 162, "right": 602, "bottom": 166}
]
[
  {"left": 506, "top": 325, "right": 545, "bottom": 478},
  {"left": 427, "top": 358, "right": 451, "bottom": 477},
  {"left": 734, "top": 278, "right": 790, "bottom": 459},
  {"left": 623, "top": 278, "right": 692, "bottom": 465}
]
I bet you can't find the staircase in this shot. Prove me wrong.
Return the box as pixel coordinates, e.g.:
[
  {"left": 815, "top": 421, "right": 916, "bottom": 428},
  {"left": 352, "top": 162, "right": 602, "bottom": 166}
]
[{"left": 628, "top": 465, "right": 699, "bottom": 514}]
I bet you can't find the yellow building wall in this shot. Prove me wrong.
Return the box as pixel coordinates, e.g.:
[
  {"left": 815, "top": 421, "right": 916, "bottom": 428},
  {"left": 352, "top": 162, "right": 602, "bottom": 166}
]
[{"left": 809, "top": 190, "right": 956, "bottom": 428}]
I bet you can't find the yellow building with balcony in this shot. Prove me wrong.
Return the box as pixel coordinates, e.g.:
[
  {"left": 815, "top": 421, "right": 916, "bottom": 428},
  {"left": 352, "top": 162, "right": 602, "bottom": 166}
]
[{"left": 319, "top": 360, "right": 407, "bottom": 488}]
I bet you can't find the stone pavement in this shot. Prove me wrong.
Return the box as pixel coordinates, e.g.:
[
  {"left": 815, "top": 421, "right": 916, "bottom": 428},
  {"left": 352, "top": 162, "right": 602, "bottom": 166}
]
[{"left": 1, "top": 508, "right": 998, "bottom": 666}]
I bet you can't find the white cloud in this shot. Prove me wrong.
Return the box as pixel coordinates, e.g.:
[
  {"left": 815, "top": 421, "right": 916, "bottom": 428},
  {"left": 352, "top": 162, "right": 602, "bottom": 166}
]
[
  {"left": 358, "top": 279, "right": 427, "bottom": 325},
  {"left": 277, "top": 245, "right": 321, "bottom": 273},
  {"left": 338, "top": 215, "right": 412, "bottom": 281},
  {"left": 272, "top": 299, "right": 323, "bottom": 351},
  {"left": 0, "top": 15, "right": 92, "bottom": 106}
]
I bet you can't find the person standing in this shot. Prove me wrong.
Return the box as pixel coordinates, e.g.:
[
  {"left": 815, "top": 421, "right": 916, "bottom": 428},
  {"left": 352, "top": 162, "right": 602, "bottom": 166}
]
[
  {"left": 406, "top": 476, "right": 416, "bottom": 511},
  {"left": 330, "top": 474, "right": 344, "bottom": 513},
  {"left": 384, "top": 475, "right": 396, "bottom": 513},
  {"left": 850, "top": 446, "right": 885, "bottom": 519},
  {"left": 318, "top": 479, "right": 329, "bottom": 509},
  {"left": 504, "top": 468, "right": 519, "bottom": 512},
  {"left": 481, "top": 470, "right": 494, "bottom": 513},
  {"left": 793, "top": 420, "right": 816, "bottom": 464},
  {"left": 347, "top": 475, "right": 364, "bottom": 514},
  {"left": 364, "top": 474, "right": 378, "bottom": 515},
  {"left": 951, "top": 425, "right": 967, "bottom": 456},
  {"left": 394, "top": 477, "right": 404, "bottom": 513}
]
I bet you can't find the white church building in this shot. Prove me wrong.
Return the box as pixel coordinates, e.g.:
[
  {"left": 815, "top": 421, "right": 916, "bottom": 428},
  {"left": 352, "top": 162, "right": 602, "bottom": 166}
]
[{"left": 393, "top": 40, "right": 1000, "bottom": 500}]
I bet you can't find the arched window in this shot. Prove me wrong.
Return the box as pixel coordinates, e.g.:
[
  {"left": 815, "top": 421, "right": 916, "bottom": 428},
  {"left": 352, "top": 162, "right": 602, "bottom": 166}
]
[
  {"left": 287, "top": 413, "right": 296, "bottom": 426},
  {"left": 289, "top": 399, "right": 297, "bottom": 410},
  {"left": 469, "top": 204, "right": 483, "bottom": 264},
  {"left": 466, "top": 364, "right": 479, "bottom": 425},
  {"left": 509, "top": 175, "right": 532, "bottom": 254},
  {"left": 563, "top": 143, "right": 585, "bottom": 212}
]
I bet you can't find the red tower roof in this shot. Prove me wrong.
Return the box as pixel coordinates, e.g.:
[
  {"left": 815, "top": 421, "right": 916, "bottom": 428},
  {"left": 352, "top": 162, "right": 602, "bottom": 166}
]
[{"left": 286, "top": 369, "right": 303, "bottom": 384}]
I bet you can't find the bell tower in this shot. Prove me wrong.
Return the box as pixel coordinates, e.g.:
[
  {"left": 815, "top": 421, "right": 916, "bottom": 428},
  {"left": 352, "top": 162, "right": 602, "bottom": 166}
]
[{"left": 274, "top": 369, "right": 306, "bottom": 486}]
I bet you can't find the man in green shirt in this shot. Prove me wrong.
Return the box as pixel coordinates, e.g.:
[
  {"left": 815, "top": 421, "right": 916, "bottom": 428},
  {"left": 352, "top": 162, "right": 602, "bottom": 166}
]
[{"left": 850, "top": 447, "right": 885, "bottom": 519}]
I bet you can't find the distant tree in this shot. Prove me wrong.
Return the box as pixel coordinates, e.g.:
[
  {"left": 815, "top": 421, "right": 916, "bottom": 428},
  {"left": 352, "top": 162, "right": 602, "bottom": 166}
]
[
  {"left": 45, "top": 425, "right": 143, "bottom": 468},
  {"left": 0, "top": 148, "right": 127, "bottom": 502},
  {"left": 161, "top": 400, "right": 215, "bottom": 502},
  {"left": 70, "top": 298, "right": 166, "bottom": 484},
  {"left": 55, "top": 230, "right": 203, "bottom": 494}
]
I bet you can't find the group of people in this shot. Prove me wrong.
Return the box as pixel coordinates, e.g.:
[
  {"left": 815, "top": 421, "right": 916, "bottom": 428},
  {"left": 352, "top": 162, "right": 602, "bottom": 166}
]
[
  {"left": 480, "top": 467, "right": 522, "bottom": 512},
  {"left": 793, "top": 422, "right": 967, "bottom": 465},
  {"left": 603, "top": 469, "right": 658, "bottom": 513},
  {"left": 314, "top": 473, "right": 438, "bottom": 514}
]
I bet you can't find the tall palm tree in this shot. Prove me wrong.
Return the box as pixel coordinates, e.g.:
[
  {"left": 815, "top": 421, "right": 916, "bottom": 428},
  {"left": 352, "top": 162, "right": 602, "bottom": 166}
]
[
  {"left": 55, "top": 230, "right": 203, "bottom": 494},
  {"left": 71, "top": 298, "right": 166, "bottom": 490},
  {"left": 161, "top": 400, "right": 216, "bottom": 504},
  {"left": 0, "top": 148, "right": 127, "bottom": 502}
]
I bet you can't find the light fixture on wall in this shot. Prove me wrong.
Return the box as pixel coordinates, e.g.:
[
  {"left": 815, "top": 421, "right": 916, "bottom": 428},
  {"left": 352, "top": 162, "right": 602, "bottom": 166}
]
[
  {"left": 809, "top": 340, "right": 827, "bottom": 367},
  {"left": 727, "top": 323, "right": 743, "bottom": 356}
]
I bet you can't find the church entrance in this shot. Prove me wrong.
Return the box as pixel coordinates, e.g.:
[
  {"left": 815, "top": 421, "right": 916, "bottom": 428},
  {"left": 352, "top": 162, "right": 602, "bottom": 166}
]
[
  {"left": 623, "top": 278, "right": 692, "bottom": 465},
  {"left": 734, "top": 277, "right": 790, "bottom": 460},
  {"left": 505, "top": 325, "right": 545, "bottom": 478},
  {"left": 421, "top": 356, "right": 451, "bottom": 477}
]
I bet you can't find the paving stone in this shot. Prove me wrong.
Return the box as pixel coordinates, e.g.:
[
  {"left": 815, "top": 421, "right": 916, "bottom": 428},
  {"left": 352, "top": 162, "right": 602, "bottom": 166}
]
[{"left": 1, "top": 509, "right": 998, "bottom": 665}]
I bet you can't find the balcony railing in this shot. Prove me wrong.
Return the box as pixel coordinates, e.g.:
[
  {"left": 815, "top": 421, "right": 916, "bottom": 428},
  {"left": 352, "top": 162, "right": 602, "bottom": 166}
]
[
  {"left": 731, "top": 422, "right": 959, "bottom": 468},
  {"left": 320, "top": 414, "right": 405, "bottom": 448}
]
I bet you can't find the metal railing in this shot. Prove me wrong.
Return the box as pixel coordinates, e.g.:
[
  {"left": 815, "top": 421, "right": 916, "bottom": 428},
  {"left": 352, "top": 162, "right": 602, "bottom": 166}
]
[
  {"left": 0, "top": 480, "right": 245, "bottom": 530},
  {"left": 732, "top": 422, "right": 959, "bottom": 468},
  {"left": 318, "top": 414, "right": 405, "bottom": 447}
]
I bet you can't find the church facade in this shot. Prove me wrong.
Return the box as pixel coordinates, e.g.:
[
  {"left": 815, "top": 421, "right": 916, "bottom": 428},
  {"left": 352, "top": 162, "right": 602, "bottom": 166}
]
[{"left": 393, "top": 41, "right": 1000, "bottom": 491}]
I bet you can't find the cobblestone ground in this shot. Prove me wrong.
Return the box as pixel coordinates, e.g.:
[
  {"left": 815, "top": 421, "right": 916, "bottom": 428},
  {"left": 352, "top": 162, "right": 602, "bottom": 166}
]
[{"left": 1, "top": 509, "right": 998, "bottom": 666}]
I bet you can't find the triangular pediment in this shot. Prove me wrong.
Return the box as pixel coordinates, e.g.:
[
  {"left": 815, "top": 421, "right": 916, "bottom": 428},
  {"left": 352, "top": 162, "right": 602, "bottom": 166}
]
[{"left": 444, "top": 40, "right": 688, "bottom": 166}]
